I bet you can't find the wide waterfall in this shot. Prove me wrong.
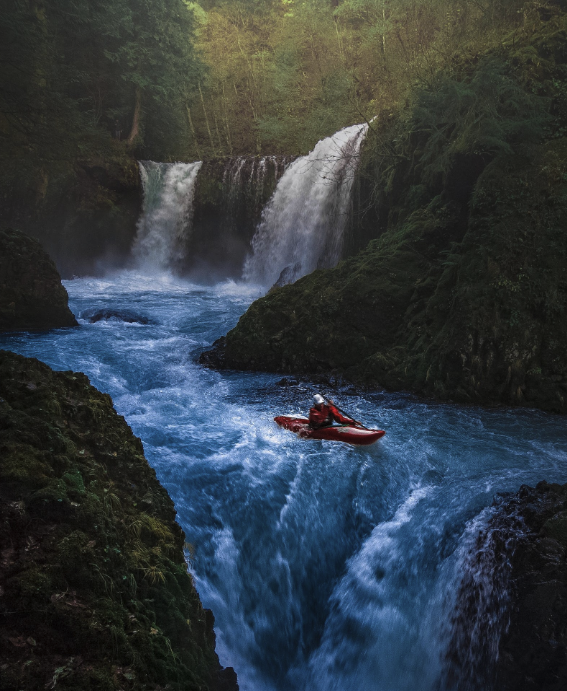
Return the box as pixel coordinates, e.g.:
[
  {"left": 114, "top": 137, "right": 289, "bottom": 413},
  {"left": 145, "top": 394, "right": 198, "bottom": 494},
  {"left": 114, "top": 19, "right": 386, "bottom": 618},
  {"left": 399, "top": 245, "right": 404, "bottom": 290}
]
[
  {"left": 243, "top": 123, "right": 369, "bottom": 287},
  {"left": 133, "top": 160, "right": 202, "bottom": 272}
]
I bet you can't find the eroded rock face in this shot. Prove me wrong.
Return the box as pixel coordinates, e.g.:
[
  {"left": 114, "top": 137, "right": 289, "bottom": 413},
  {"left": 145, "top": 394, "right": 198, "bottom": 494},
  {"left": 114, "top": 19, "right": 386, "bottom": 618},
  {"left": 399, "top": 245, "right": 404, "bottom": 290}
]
[
  {"left": 446, "top": 482, "right": 567, "bottom": 691},
  {"left": 0, "top": 228, "right": 77, "bottom": 331},
  {"left": 494, "top": 482, "right": 567, "bottom": 691},
  {"left": 0, "top": 350, "right": 237, "bottom": 691}
]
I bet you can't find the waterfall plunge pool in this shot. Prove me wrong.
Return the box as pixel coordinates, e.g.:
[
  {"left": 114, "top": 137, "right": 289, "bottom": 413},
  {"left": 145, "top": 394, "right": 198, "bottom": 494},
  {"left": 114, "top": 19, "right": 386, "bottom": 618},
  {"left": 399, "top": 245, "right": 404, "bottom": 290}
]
[{"left": 1, "top": 273, "right": 567, "bottom": 691}]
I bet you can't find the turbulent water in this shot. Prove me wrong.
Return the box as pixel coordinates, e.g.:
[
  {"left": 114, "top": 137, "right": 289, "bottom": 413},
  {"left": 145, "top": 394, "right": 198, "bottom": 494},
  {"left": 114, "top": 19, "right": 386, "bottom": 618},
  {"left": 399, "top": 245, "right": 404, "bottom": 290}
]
[
  {"left": 244, "top": 123, "right": 369, "bottom": 287},
  {"left": 2, "top": 274, "right": 567, "bottom": 691}
]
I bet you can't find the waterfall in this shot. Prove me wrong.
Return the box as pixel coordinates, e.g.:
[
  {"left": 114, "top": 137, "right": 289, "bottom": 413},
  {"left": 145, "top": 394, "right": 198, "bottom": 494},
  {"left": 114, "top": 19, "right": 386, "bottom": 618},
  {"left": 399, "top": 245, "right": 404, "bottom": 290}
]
[
  {"left": 243, "top": 123, "right": 369, "bottom": 288},
  {"left": 132, "top": 160, "right": 202, "bottom": 272}
]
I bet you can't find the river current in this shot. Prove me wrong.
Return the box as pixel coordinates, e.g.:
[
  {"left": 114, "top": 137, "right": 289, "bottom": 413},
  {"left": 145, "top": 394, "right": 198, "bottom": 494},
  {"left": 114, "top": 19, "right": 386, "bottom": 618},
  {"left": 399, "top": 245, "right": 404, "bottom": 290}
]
[{"left": 2, "top": 273, "right": 567, "bottom": 691}]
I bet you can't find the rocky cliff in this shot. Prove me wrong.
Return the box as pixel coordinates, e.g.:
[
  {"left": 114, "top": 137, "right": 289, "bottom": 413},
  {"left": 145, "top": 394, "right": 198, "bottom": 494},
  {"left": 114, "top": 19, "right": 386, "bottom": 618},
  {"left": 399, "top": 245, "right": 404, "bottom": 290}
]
[
  {"left": 202, "top": 12, "right": 567, "bottom": 414},
  {"left": 447, "top": 482, "right": 567, "bottom": 691},
  {"left": 0, "top": 228, "right": 77, "bottom": 332},
  {"left": 0, "top": 350, "right": 237, "bottom": 691}
]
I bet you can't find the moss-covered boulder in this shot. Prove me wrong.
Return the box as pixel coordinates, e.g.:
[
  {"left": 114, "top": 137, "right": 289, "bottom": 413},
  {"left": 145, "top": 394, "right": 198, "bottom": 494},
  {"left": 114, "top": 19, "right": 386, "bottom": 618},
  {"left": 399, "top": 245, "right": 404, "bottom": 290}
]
[
  {"left": 203, "top": 14, "right": 567, "bottom": 414},
  {"left": 0, "top": 350, "right": 236, "bottom": 691},
  {"left": 0, "top": 228, "right": 77, "bottom": 332}
]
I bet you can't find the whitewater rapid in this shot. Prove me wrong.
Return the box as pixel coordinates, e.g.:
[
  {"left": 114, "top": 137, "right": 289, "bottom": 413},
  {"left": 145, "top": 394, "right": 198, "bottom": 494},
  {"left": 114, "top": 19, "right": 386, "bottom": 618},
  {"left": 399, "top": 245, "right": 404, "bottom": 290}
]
[{"left": 2, "top": 273, "right": 567, "bottom": 691}]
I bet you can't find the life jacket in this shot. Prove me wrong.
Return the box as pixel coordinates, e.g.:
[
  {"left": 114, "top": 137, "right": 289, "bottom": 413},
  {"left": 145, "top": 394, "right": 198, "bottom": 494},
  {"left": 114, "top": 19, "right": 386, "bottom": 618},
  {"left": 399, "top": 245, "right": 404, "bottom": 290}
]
[{"left": 309, "top": 403, "right": 353, "bottom": 428}]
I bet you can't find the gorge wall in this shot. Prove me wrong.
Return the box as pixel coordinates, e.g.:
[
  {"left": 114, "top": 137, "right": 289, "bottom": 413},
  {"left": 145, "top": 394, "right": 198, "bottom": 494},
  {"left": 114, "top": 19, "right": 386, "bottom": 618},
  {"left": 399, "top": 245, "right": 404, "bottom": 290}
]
[
  {"left": 0, "top": 228, "right": 77, "bottom": 331},
  {"left": 0, "top": 350, "right": 236, "bottom": 691},
  {"left": 445, "top": 481, "right": 567, "bottom": 691}
]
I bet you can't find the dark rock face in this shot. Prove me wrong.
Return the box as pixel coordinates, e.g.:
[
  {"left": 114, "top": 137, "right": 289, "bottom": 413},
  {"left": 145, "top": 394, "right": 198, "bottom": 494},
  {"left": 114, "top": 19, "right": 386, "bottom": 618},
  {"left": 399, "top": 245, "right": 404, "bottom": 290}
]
[
  {"left": 187, "top": 156, "right": 290, "bottom": 281},
  {"left": 0, "top": 228, "right": 78, "bottom": 331},
  {"left": 447, "top": 482, "right": 567, "bottom": 691},
  {"left": 494, "top": 482, "right": 567, "bottom": 691},
  {"left": 1, "top": 156, "right": 141, "bottom": 279},
  {"left": 0, "top": 350, "right": 237, "bottom": 691}
]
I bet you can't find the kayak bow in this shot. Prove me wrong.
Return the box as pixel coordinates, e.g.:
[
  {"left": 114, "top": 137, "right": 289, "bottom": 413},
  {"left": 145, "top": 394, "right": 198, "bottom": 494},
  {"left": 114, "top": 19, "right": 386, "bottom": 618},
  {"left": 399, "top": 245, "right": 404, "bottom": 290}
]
[{"left": 274, "top": 416, "right": 385, "bottom": 446}]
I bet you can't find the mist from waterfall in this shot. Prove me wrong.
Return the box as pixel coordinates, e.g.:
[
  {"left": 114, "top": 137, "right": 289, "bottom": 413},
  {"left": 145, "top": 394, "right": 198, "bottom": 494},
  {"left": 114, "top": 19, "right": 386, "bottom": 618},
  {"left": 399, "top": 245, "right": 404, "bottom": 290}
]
[
  {"left": 243, "top": 123, "right": 369, "bottom": 288},
  {"left": 132, "top": 160, "right": 202, "bottom": 272}
]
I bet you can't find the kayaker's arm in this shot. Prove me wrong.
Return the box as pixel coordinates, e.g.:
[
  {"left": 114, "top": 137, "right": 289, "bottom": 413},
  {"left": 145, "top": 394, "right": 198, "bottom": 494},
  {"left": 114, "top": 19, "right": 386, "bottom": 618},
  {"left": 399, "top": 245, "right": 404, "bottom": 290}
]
[
  {"left": 328, "top": 404, "right": 359, "bottom": 426},
  {"left": 327, "top": 399, "right": 363, "bottom": 427}
]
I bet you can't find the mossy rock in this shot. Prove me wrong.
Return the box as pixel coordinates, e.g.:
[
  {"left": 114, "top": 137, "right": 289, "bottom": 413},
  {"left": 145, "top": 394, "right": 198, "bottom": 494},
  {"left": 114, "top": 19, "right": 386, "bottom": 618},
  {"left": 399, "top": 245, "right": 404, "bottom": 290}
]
[
  {"left": 0, "top": 228, "right": 77, "bottom": 331},
  {"left": 0, "top": 350, "right": 235, "bottom": 691}
]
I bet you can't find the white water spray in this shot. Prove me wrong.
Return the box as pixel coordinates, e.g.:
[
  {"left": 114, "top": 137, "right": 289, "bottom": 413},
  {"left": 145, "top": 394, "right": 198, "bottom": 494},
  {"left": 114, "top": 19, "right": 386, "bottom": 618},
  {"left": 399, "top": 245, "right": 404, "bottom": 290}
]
[
  {"left": 243, "top": 123, "right": 368, "bottom": 287},
  {"left": 133, "top": 161, "right": 202, "bottom": 272}
]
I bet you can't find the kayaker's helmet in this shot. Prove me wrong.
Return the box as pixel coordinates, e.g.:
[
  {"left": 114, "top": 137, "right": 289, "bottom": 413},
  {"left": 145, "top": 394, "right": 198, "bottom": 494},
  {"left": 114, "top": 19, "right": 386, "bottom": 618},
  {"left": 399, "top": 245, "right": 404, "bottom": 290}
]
[{"left": 313, "top": 393, "right": 325, "bottom": 406}]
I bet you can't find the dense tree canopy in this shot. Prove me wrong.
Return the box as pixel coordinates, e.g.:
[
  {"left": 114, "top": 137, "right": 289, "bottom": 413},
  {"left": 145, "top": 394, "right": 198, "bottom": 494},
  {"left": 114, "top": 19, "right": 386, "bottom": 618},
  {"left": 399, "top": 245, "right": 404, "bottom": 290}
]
[
  {"left": 189, "top": 0, "right": 554, "bottom": 156},
  {"left": 0, "top": 0, "right": 203, "bottom": 172}
]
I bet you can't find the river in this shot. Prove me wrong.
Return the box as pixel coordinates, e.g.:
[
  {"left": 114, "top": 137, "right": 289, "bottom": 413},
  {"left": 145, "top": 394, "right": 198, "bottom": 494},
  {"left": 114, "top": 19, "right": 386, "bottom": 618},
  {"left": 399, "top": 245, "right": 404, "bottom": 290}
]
[{"left": 1, "top": 272, "right": 567, "bottom": 690}]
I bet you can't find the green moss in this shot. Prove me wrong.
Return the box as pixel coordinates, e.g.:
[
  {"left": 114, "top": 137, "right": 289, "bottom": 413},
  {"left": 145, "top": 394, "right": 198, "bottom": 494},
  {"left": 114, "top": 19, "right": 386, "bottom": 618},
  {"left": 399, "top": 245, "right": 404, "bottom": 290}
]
[{"left": 0, "top": 350, "right": 226, "bottom": 691}]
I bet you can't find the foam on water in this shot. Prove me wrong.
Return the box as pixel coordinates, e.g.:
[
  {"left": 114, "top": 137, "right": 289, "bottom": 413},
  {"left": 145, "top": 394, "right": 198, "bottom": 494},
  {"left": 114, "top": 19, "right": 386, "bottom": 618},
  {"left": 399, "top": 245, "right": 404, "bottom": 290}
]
[{"left": 1, "top": 275, "right": 567, "bottom": 691}]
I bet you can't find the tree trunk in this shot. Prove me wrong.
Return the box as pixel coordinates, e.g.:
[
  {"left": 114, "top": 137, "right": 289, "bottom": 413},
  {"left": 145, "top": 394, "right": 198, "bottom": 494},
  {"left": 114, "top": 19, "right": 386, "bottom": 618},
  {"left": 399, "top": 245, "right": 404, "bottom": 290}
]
[{"left": 127, "top": 86, "right": 142, "bottom": 144}]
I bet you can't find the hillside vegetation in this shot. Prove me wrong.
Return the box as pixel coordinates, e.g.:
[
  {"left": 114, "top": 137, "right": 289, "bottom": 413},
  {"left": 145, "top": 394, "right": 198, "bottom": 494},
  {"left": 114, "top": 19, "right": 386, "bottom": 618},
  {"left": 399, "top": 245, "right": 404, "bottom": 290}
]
[
  {"left": 208, "top": 9, "right": 567, "bottom": 413},
  {"left": 191, "top": 0, "right": 563, "bottom": 155}
]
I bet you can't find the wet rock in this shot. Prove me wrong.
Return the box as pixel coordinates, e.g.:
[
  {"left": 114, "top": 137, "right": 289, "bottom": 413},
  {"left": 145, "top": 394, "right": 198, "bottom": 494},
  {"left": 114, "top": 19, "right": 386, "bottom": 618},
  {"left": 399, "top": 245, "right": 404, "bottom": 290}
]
[
  {"left": 81, "top": 308, "right": 154, "bottom": 324},
  {"left": 271, "top": 262, "right": 301, "bottom": 290},
  {"left": 447, "top": 482, "right": 567, "bottom": 691},
  {"left": 276, "top": 377, "right": 299, "bottom": 386},
  {"left": 199, "top": 336, "right": 228, "bottom": 369},
  {"left": 0, "top": 228, "right": 77, "bottom": 331},
  {"left": 0, "top": 350, "right": 237, "bottom": 691}
]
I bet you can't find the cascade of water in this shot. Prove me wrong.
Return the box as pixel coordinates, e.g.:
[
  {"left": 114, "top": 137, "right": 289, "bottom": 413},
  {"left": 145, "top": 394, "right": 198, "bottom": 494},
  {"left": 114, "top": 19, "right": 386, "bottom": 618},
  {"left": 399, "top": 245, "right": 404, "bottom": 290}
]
[
  {"left": 243, "top": 123, "right": 369, "bottom": 288},
  {"left": 132, "top": 160, "right": 202, "bottom": 272}
]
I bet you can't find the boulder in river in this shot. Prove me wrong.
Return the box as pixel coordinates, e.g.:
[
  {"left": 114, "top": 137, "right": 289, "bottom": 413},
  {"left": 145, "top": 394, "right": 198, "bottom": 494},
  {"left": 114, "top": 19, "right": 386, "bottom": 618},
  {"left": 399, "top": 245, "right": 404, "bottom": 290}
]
[
  {"left": 80, "top": 308, "right": 155, "bottom": 324},
  {"left": 0, "top": 228, "right": 77, "bottom": 331}
]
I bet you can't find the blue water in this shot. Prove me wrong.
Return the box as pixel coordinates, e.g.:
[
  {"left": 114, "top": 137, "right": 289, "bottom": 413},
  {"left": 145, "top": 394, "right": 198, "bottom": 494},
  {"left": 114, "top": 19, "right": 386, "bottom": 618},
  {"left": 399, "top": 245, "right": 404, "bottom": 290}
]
[{"left": 2, "top": 272, "right": 567, "bottom": 691}]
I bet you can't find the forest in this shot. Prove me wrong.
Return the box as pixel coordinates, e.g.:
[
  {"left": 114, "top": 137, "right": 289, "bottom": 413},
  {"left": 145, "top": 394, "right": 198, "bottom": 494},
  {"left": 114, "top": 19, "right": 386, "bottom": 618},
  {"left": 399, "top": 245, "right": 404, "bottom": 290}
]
[{"left": 1, "top": 0, "right": 555, "bottom": 167}]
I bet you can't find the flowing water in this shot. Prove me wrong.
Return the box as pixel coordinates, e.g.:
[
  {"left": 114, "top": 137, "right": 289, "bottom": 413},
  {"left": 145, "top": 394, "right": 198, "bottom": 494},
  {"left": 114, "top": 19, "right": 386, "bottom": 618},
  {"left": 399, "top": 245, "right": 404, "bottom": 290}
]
[
  {"left": 2, "top": 274, "right": 567, "bottom": 691},
  {"left": 243, "top": 123, "right": 369, "bottom": 287},
  {"left": 133, "top": 161, "right": 202, "bottom": 271}
]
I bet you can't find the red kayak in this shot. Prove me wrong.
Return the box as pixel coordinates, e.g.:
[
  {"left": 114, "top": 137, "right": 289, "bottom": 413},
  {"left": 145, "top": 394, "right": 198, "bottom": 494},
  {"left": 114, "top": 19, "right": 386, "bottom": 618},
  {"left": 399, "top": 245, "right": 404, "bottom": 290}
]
[{"left": 274, "top": 416, "right": 385, "bottom": 446}]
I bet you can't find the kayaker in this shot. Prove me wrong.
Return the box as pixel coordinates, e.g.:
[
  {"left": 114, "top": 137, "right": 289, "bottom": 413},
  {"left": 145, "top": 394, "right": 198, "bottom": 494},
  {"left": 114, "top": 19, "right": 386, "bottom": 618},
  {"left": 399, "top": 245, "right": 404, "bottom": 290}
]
[{"left": 309, "top": 394, "right": 356, "bottom": 429}]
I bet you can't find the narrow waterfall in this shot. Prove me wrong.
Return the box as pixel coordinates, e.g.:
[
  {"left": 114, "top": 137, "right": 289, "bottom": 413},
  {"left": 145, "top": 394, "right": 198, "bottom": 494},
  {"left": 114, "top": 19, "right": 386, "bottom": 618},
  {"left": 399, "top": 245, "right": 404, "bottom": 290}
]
[
  {"left": 243, "top": 123, "right": 369, "bottom": 288},
  {"left": 132, "top": 160, "right": 202, "bottom": 272}
]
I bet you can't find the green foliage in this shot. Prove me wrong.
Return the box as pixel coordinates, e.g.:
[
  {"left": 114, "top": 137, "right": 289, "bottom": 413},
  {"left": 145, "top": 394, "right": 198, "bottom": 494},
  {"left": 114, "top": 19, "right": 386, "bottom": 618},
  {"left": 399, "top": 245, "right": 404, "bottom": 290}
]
[
  {"left": 218, "top": 14, "right": 567, "bottom": 413},
  {"left": 410, "top": 57, "right": 551, "bottom": 181},
  {"left": 0, "top": 0, "right": 204, "bottom": 169},
  {"left": 191, "top": 0, "right": 549, "bottom": 155}
]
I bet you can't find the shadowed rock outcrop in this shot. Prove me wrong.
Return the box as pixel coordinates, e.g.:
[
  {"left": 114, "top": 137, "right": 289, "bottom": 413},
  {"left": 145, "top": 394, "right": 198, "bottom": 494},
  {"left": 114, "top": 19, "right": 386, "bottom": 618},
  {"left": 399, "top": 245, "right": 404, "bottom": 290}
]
[
  {"left": 447, "top": 482, "right": 567, "bottom": 691},
  {"left": 0, "top": 228, "right": 77, "bottom": 331},
  {"left": 0, "top": 350, "right": 237, "bottom": 691}
]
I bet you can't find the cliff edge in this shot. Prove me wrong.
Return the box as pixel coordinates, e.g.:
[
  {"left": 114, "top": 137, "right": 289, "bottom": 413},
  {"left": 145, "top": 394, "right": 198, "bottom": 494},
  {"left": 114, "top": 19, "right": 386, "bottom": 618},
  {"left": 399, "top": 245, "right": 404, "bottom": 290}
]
[{"left": 0, "top": 350, "right": 237, "bottom": 691}]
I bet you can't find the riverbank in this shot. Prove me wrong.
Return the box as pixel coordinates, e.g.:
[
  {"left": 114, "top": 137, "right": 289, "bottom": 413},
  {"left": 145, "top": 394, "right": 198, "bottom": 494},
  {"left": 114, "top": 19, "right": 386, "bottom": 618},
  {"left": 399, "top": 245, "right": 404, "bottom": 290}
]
[{"left": 0, "top": 350, "right": 236, "bottom": 691}]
